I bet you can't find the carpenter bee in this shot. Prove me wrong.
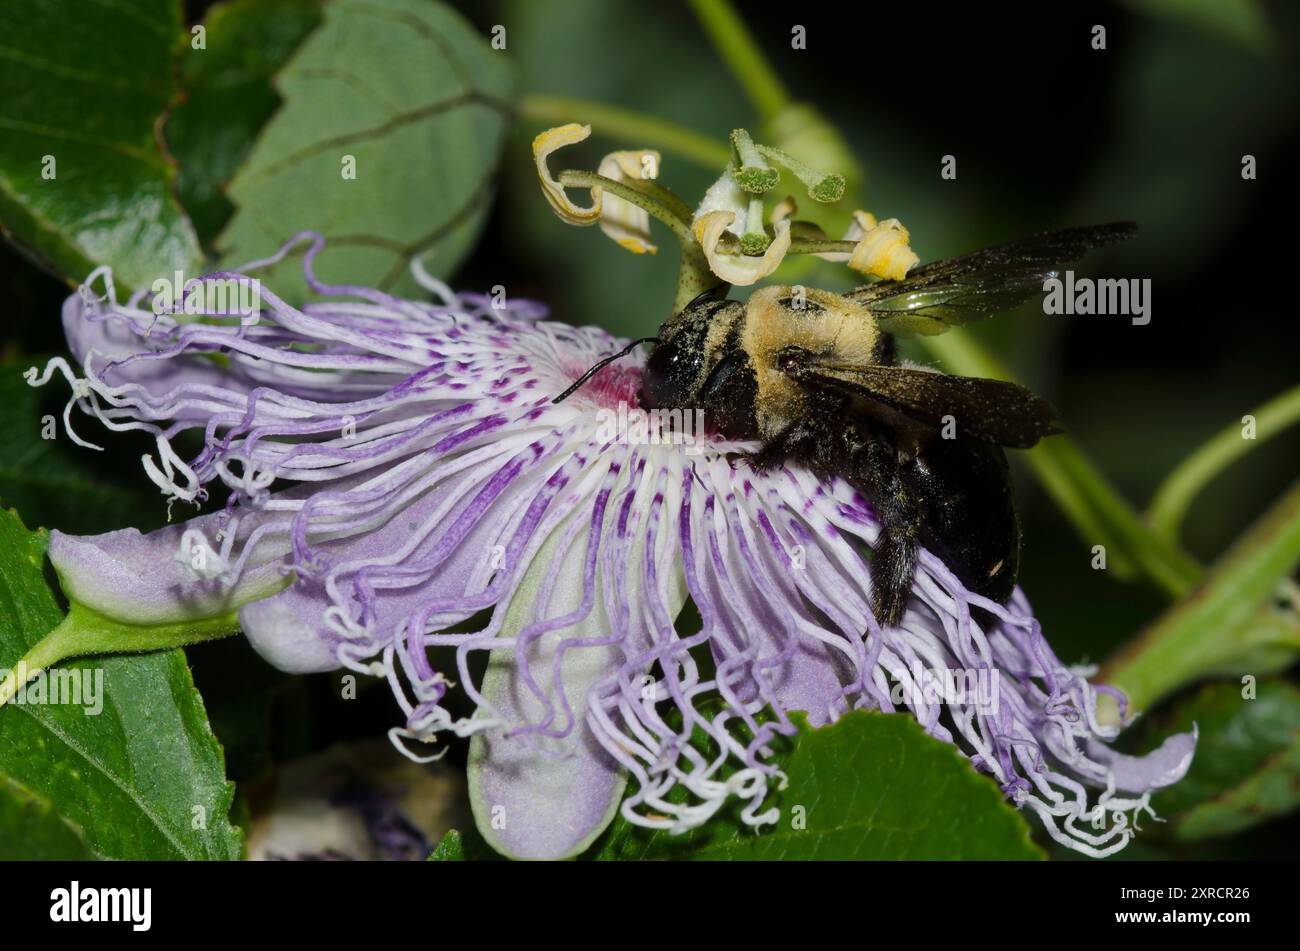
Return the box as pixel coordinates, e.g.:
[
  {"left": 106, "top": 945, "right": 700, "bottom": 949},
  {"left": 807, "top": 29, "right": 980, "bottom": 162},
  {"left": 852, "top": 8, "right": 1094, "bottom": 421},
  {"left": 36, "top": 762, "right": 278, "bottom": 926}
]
[{"left": 558, "top": 223, "right": 1135, "bottom": 627}]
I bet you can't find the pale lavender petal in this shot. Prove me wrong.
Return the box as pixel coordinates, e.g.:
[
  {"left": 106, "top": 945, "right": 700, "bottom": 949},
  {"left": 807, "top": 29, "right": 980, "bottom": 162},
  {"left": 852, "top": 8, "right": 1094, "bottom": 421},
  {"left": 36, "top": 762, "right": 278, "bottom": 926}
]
[
  {"left": 49, "top": 511, "right": 289, "bottom": 625},
  {"left": 1085, "top": 727, "right": 1197, "bottom": 793},
  {"left": 61, "top": 288, "right": 249, "bottom": 400},
  {"left": 238, "top": 583, "right": 341, "bottom": 674},
  {"left": 466, "top": 496, "right": 637, "bottom": 859}
]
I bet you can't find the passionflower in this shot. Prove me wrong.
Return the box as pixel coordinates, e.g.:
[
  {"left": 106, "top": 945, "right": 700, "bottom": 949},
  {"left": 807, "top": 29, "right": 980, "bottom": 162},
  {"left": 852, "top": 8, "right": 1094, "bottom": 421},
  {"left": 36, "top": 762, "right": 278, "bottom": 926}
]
[{"left": 24, "top": 233, "right": 1193, "bottom": 860}]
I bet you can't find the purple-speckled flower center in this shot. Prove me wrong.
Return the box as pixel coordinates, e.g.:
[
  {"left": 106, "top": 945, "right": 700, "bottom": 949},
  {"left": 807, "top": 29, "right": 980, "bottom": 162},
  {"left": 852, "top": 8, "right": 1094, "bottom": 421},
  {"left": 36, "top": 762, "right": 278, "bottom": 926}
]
[{"left": 557, "top": 359, "right": 644, "bottom": 410}]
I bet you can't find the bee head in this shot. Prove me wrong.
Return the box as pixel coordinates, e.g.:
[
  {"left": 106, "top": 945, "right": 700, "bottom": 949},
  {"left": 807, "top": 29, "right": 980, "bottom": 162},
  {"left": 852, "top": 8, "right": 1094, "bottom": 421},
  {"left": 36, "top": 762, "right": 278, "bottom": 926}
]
[{"left": 641, "top": 291, "right": 742, "bottom": 410}]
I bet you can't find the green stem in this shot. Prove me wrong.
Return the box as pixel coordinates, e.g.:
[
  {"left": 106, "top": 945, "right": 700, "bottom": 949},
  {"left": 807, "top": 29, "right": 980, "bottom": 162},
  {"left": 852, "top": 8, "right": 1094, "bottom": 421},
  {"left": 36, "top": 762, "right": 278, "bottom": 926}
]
[
  {"left": 1101, "top": 481, "right": 1300, "bottom": 716},
  {"left": 731, "top": 129, "right": 779, "bottom": 193},
  {"left": 686, "top": 0, "right": 792, "bottom": 120},
  {"left": 757, "top": 143, "right": 846, "bottom": 202},
  {"left": 674, "top": 241, "right": 721, "bottom": 312},
  {"left": 918, "top": 331, "right": 1202, "bottom": 597},
  {"left": 557, "top": 169, "right": 694, "bottom": 244},
  {"left": 1148, "top": 382, "right": 1300, "bottom": 541},
  {"left": 0, "top": 601, "right": 242, "bottom": 710},
  {"left": 730, "top": 128, "right": 762, "bottom": 168},
  {"left": 519, "top": 93, "right": 730, "bottom": 170},
  {"left": 556, "top": 170, "right": 720, "bottom": 310},
  {"left": 789, "top": 238, "right": 858, "bottom": 256},
  {"left": 0, "top": 626, "right": 68, "bottom": 708}
]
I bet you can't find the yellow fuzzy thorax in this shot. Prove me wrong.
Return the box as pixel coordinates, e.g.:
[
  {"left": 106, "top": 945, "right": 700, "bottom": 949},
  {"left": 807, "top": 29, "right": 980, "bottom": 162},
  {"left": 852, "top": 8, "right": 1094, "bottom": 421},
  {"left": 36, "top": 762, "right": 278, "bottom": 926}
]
[{"left": 741, "top": 286, "right": 879, "bottom": 438}]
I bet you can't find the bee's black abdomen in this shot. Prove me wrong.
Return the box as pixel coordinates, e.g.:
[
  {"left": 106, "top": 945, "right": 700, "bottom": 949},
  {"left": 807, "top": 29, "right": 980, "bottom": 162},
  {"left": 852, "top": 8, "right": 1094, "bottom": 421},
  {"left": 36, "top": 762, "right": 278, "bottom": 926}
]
[{"left": 906, "top": 439, "right": 1021, "bottom": 604}]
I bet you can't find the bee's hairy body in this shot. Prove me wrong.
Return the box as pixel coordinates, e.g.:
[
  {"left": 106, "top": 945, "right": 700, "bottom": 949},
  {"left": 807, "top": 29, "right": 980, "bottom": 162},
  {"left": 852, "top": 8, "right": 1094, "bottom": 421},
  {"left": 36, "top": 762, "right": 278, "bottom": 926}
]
[
  {"left": 642, "top": 286, "right": 1020, "bottom": 625},
  {"left": 615, "top": 222, "right": 1132, "bottom": 626}
]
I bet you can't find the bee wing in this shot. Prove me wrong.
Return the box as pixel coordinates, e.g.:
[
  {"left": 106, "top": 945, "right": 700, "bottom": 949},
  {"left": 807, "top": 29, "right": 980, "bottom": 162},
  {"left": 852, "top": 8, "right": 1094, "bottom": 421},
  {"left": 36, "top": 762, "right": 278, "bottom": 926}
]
[
  {"left": 847, "top": 222, "right": 1136, "bottom": 336},
  {"left": 788, "top": 361, "right": 1061, "bottom": 448}
]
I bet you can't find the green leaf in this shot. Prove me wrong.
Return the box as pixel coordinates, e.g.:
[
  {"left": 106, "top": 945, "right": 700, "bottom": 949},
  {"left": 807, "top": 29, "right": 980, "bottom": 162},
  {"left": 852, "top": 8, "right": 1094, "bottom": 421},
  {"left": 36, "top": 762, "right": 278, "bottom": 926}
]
[
  {"left": 1147, "top": 382, "right": 1300, "bottom": 541},
  {"left": 0, "top": 360, "right": 164, "bottom": 535},
  {"left": 167, "top": 0, "right": 325, "bottom": 248},
  {"left": 588, "top": 710, "right": 1045, "bottom": 860},
  {"left": 189, "top": 637, "right": 296, "bottom": 787},
  {"left": 427, "top": 826, "right": 499, "bottom": 861},
  {"left": 0, "top": 772, "right": 96, "bottom": 860},
  {"left": 428, "top": 828, "right": 465, "bottom": 860},
  {"left": 0, "top": 508, "right": 243, "bottom": 860},
  {"left": 1125, "top": 0, "right": 1275, "bottom": 55},
  {"left": 0, "top": 0, "right": 202, "bottom": 291},
  {"left": 1144, "top": 680, "right": 1300, "bottom": 840},
  {"left": 1102, "top": 482, "right": 1300, "bottom": 715},
  {"left": 215, "top": 0, "right": 513, "bottom": 302}
]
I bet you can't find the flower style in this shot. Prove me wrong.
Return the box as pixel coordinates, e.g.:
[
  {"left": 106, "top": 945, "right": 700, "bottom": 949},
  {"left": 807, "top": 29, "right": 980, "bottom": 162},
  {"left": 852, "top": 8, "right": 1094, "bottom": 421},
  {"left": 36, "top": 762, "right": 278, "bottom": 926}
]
[{"left": 26, "top": 232, "right": 1194, "bottom": 860}]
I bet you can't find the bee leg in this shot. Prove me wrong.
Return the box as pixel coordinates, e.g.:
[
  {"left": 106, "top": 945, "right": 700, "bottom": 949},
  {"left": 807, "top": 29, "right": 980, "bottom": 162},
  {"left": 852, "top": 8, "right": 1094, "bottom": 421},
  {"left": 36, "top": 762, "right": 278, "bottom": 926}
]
[
  {"left": 728, "top": 419, "right": 819, "bottom": 471},
  {"left": 858, "top": 442, "right": 920, "bottom": 628}
]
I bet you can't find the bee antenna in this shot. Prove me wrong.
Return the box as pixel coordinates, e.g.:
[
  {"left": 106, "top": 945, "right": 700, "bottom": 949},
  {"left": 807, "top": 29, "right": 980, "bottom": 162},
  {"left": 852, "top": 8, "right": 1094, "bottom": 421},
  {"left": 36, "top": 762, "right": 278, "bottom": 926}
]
[{"left": 551, "top": 337, "right": 660, "bottom": 404}]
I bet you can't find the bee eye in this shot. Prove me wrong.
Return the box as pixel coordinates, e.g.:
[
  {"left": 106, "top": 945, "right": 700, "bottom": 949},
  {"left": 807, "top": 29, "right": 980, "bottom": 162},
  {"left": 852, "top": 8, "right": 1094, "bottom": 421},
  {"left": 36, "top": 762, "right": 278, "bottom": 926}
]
[
  {"left": 640, "top": 341, "right": 680, "bottom": 408},
  {"left": 776, "top": 345, "right": 811, "bottom": 372}
]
